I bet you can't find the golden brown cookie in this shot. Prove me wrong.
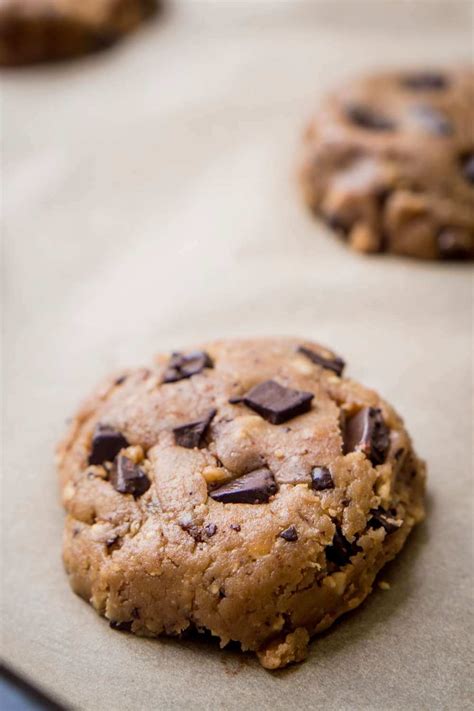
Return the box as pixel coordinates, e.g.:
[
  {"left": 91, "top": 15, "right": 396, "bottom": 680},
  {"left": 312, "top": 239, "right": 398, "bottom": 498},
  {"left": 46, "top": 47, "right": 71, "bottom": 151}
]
[
  {"left": 0, "top": 0, "right": 158, "bottom": 66},
  {"left": 300, "top": 68, "right": 474, "bottom": 260},
  {"left": 57, "top": 338, "right": 426, "bottom": 669}
]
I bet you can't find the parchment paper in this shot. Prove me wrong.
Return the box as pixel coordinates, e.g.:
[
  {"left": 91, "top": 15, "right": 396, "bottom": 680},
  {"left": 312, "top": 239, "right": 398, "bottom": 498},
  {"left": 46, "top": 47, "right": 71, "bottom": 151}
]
[{"left": 2, "top": 2, "right": 473, "bottom": 709}]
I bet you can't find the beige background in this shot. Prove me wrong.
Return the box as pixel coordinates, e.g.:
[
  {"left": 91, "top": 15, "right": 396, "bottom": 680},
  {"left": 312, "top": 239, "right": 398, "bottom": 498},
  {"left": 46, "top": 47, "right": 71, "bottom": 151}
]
[{"left": 1, "top": 1, "right": 473, "bottom": 709}]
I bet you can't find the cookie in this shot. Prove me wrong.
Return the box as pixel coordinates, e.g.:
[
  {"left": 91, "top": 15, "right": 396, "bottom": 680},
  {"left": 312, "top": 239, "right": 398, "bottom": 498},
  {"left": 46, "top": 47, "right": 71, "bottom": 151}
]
[
  {"left": 57, "top": 338, "right": 426, "bottom": 669},
  {"left": 0, "top": 0, "right": 158, "bottom": 66},
  {"left": 300, "top": 67, "right": 474, "bottom": 260}
]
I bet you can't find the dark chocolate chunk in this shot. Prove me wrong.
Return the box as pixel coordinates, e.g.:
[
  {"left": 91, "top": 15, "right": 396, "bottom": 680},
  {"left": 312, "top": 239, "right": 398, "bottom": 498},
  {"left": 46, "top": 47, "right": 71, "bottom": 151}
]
[
  {"left": 343, "top": 407, "right": 390, "bottom": 465},
  {"left": 105, "top": 535, "right": 121, "bottom": 553},
  {"left": 179, "top": 516, "right": 203, "bottom": 541},
  {"left": 204, "top": 523, "right": 217, "bottom": 538},
  {"left": 209, "top": 468, "right": 278, "bottom": 504},
  {"left": 298, "top": 345, "right": 345, "bottom": 376},
  {"left": 173, "top": 408, "right": 217, "bottom": 449},
  {"left": 181, "top": 524, "right": 203, "bottom": 541},
  {"left": 368, "top": 507, "right": 402, "bottom": 534},
  {"left": 110, "top": 455, "right": 151, "bottom": 498},
  {"left": 88, "top": 424, "right": 129, "bottom": 465},
  {"left": 162, "top": 351, "right": 213, "bottom": 383},
  {"left": 438, "top": 228, "right": 472, "bottom": 260},
  {"left": 374, "top": 186, "right": 391, "bottom": 207},
  {"left": 326, "top": 527, "right": 361, "bottom": 567},
  {"left": 401, "top": 71, "right": 448, "bottom": 90},
  {"left": 310, "top": 466, "right": 334, "bottom": 491},
  {"left": 460, "top": 152, "right": 474, "bottom": 184},
  {"left": 279, "top": 525, "right": 298, "bottom": 542},
  {"left": 242, "top": 380, "right": 313, "bottom": 425},
  {"left": 345, "top": 104, "right": 395, "bottom": 131},
  {"left": 409, "top": 105, "right": 452, "bottom": 136},
  {"left": 230, "top": 523, "right": 241, "bottom": 532},
  {"left": 323, "top": 212, "right": 351, "bottom": 237},
  {"left": 109, "top": 620, "right": 132, "bottom": 632}
]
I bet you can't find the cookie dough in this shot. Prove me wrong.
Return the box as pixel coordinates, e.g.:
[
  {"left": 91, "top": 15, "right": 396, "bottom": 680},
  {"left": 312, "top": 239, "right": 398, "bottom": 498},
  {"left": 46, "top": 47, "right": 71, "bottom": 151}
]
[
  {"left": 0, "top": 0, "right": 158, "bottom": 66},
  {"left": 57, "top": 338, "right": 426, "bottom": 669},
  {"left": 300, "top": 67, "right": 474, "bottom": 260}
]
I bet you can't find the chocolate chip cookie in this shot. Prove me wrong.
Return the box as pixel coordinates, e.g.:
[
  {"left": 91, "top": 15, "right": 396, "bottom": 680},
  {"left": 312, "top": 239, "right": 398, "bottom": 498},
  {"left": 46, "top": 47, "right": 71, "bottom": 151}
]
[
  {"left": 300, "top": 67, "right": 474, "bottom": 259},
  {"left": 0, "top": 0, "right": 158, "bottom": 66},
  {"left": 57, "top": 338, "right": 425, "bottom": 669}
]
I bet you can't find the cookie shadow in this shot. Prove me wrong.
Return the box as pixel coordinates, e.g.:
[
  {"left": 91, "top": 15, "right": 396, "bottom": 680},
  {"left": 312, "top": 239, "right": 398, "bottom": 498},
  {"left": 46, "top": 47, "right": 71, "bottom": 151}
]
[{"left": 155, "top": 627, "right": 255, "bottom": 676}]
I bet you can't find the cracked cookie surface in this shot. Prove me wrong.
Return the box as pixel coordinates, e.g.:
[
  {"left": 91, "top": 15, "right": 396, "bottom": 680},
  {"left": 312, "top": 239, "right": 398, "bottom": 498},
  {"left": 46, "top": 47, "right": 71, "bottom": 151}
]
[
  {"left": 0, "top": 0, "right": 158, "bottom": 65},
  {"left": 300, "top": 67, "right": 474, "bottom": 260},
  {"left": 58, "top": 337, "right": 425, "bottom": 669}
]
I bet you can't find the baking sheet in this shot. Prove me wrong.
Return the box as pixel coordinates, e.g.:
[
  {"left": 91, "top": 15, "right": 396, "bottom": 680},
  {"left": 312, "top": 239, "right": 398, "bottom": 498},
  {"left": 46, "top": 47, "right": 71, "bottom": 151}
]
[{"left": 2, "top": 1, "right": 473, "bottom": 709}]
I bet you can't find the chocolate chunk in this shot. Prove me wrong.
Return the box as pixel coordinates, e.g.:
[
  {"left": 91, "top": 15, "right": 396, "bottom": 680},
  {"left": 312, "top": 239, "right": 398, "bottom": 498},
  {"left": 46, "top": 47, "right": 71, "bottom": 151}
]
[
  {"left": 162, "top": 351, "right": 213, "bottom": 383},
  {"left": 410, "top": 105, "right": 452, "bottom": 136},
  {"left": 178, "top": 514, "right": 204, "bottom": 541},
  {"left": 109, "top": 620, "right": 132, "bottom": 632},
  {"left": 345, "top": 104, "right": 395, "bottom": 131},
  {"left": 173, "top": 408, "right": 217, "bottom": 449},
  {"left": 343, "top": 407, "right": 390, "bottom": 465},
  {"left": 323, "top": 212, "right": 351, "bottom": 237},
  {"left": 180, "top": 522, "right": 203, "bottom": 541},
  {"left": 230, "top": 523, "right": 241, "bottom": 532},
  {"left": 279, "top": 525, "right": 298, "bottom": 542},
  {"left": 310, "top": 466, "right": 334, "bottom": 491},
  {"left": 438, "top": 228, "right": 472, "bottom": 260},
  {"left": 204, "top": 523, "right": 217, "bottom": 538},
  {"left": 298, "top": 345, "right": 345, "bottom": 376},
  {"left": 110, "top": 455, "right": 151, "bottom": 498},
  {"left": 369, "top": 507, "right": 402, "bottom": 534},
  {"left": 460, "top": 152, "right": 474, "bottom": 184},
  {"left": 326, "top": 527, "right": 362, "bottom": 567},
  {"left": 209, "top": 468, "right": 278, "bottom": 504},
  {"left": 401, "top": 71, "right": 448, "bottom": 90},
  {"left": 242, "top": 380, "right": 313, "bottom": 425},
  {"left": 105, "top": 535, "right": 121, "bottom": 553},
  {"left": 88, "top": 424, "right": 129, "bottom": 465},
  {"left": 374, "top": 186, "right": 391, "bottom": 207}
]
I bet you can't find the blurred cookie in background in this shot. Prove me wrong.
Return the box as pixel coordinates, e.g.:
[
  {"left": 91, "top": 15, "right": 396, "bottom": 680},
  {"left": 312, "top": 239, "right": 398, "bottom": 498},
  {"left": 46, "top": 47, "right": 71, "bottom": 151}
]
[
  {"left": 300, "top": 67, "right": 474, "bottom": 260},
  {"left": 0, "top": 0, "right": 159, "bottom": 66}
]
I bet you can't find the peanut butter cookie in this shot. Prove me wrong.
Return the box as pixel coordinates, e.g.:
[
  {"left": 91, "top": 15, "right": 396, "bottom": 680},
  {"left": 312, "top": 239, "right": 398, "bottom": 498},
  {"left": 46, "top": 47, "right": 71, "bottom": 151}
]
[
  {"left": 0, "top": 0, "right": 158, "bottom": 65},
  {"left": 300, "top": 68, "right": 474, "bottom": 259},
  {"left": 58, "top": 338, "right": 425, "bottom": 669}
]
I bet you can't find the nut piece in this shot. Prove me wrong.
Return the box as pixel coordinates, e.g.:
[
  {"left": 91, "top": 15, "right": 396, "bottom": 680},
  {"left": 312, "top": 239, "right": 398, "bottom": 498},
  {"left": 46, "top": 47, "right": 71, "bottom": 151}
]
[
  {"left": 257, "top": 628, "right": 310, "bottom": 670},
  {"left": 201, "top": 466, "right": 232, "bottom": 484},
  {"left": 123, "top": 445, "right": 145, "bottom": 464}
]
